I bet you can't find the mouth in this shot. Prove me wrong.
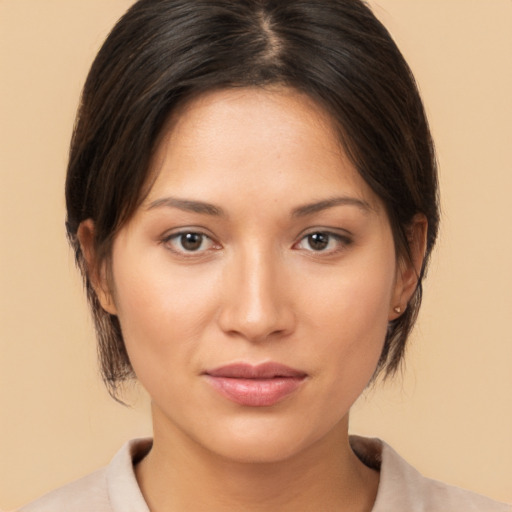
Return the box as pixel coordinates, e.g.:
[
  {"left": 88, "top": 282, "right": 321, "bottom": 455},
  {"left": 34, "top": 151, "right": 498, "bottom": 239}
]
[{"left": 203, "top": 362, "right": 308, "bottom": 407}]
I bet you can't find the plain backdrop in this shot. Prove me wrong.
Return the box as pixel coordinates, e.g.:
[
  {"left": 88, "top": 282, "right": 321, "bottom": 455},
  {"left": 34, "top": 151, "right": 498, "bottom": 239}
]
[{"left": 1, "top": 0, "right": 511, "bottom": 509}]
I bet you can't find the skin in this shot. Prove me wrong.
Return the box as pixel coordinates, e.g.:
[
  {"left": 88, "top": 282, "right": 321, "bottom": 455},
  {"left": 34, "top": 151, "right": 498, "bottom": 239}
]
[{"left": 79, "top": 87, "right": 425, "bottom": 511}]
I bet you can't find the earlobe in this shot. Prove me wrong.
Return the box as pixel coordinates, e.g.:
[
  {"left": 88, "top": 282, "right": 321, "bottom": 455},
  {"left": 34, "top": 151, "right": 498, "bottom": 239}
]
[
  {"left": 77, "top": 220, "right": 117, "bottom": 315},
  {"left": 389, "top": 214, "right": 428, "bottom": 320}
]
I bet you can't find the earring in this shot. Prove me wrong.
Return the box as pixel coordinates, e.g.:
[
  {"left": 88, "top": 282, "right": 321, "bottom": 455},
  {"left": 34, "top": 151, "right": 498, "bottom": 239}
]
[{"left": 393, "top": 306, "right": 402, "bottom": 314}]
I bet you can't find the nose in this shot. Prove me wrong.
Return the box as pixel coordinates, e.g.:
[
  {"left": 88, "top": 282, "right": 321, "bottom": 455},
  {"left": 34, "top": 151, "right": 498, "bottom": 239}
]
[{"left": 217, "top": 247, "right": 295, "bottom": 343}]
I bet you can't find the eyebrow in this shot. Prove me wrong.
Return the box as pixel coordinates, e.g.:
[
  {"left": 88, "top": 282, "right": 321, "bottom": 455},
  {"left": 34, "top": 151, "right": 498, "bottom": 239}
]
[
  {"left": 146, "top": 197, "right": 225, "bottom": 216},
  {"left": 145, "top": 195, "right": 372, "bottom": 218},
  {"left": 292, "top": 196, "right": 373, "bottom": 217}
]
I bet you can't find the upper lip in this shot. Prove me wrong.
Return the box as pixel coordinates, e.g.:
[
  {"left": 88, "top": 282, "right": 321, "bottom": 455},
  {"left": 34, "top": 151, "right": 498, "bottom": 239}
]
[{"left": 204, "top": 362, "right": 307, "bottom": 379}]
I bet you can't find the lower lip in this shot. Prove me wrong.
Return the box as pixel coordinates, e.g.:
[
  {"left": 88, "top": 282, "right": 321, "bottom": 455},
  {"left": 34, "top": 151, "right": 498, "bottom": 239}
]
[{"left": 204, "top": 376, "right": 305, "bottom": 407}]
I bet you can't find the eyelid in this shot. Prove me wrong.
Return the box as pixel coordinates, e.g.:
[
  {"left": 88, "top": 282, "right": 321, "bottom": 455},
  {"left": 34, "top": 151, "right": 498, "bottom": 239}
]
[
  {"left": 161, "top": 228, "right": 221, "bottom": 256},
  {"left": 293, "top": 228, "right": 353, "bottom": 253},
  {"left": 296, "top": 226, "right": 353, "bottom": 241}
]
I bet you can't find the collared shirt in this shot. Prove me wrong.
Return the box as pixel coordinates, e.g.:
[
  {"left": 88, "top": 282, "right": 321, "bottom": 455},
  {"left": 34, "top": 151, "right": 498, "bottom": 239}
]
[{"left": 20, "top": 437, "right": 511, "bottom": 512}]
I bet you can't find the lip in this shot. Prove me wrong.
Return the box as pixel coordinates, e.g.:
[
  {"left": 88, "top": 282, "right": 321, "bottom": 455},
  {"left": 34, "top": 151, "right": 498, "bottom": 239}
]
[{"left": 203, "top": 363, "right": 307, "bottom": 407}]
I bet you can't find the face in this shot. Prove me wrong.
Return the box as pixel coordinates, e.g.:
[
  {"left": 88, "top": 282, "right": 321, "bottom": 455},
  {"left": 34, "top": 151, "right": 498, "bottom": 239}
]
[{"left": 97, "top": 87, "right": 409, "bottom": 463}]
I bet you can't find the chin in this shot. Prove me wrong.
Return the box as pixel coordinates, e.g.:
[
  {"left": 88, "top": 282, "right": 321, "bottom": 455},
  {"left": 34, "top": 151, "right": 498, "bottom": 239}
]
[
  {"left": 193, "top": 414, "right": 344, "bottom": 465},
  {"left": 207, "top": 433, "right": 312, "bottom": 464}
]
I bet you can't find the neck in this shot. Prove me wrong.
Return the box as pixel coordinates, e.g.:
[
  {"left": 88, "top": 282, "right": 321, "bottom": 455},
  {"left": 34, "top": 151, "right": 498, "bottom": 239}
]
[{"left": 135, "top": 410, "right": 378, "bottom": 512}]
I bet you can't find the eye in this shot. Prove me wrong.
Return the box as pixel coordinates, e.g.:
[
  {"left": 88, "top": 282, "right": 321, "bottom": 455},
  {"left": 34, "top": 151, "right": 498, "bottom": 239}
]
[
  {"left": 295, "top": 231, "right": 351, "bottom": 253},
  {"left": 163, "top": 231, "right": 217, "bottom": 254}
]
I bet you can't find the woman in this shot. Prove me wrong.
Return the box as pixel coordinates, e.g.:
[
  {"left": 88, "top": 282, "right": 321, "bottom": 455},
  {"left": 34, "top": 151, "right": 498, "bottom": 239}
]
[{"left": 19, "top": 0, "right": 510, "bottom": 511}]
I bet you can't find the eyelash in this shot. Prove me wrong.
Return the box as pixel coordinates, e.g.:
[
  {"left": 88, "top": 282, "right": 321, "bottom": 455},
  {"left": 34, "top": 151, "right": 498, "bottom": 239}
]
[
  {"left": 293, "top": 231, "right": 353, "bottom": 254},
  {"left": 161, "top": 229, "right": 352, "bottom": 257},
  {"left": 161, "top": 231, "right": 219, "bottom": 256}
]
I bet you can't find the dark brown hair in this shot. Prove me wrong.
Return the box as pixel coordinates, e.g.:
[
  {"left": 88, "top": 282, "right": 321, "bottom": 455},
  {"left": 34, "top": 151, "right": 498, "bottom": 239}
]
[{"left": 66, "top": 0, "right": 439, "bottom": 398}]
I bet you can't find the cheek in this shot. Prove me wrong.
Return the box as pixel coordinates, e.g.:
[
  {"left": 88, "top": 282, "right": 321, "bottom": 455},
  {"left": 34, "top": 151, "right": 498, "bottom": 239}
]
[
  {"left": 307, "top": 259, "right": 395, "bottom": 344},
  {"left": 109, "top": 248, "right": 222, "bottom": 382},
  {"left": 304, "top": 252, "right": 396, "bottom": 392}
]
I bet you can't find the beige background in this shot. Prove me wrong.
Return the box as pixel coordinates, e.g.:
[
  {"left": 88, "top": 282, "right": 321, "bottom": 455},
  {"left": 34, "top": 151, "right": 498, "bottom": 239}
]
[{"left": 1, "top": 0, "right": 511, "bottom": 509}]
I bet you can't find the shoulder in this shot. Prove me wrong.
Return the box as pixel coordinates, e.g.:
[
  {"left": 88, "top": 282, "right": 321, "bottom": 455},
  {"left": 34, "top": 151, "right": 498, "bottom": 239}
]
[
  {"left": 377, "top": 441, "right": 510, "bottom": 512},
  {"left": 18, "top": 439, "right": 152, "bottom": 512},
  {"left": 350, "top": 436, "right": 511, "bottom": 512},
  {"left": 19, "top": 468, "right": 109, "bottom": 512}
]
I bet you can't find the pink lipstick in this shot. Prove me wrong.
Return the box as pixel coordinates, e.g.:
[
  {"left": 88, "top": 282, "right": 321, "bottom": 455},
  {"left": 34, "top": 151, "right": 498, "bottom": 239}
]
[{"left": 203, "top": 363, "right": 307, "bottom": 407}]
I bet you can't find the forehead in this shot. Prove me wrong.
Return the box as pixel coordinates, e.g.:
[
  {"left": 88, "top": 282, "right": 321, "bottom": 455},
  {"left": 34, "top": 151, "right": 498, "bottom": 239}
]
[{"left": 145, "top": 86, "right": 383, "bottom": 213}]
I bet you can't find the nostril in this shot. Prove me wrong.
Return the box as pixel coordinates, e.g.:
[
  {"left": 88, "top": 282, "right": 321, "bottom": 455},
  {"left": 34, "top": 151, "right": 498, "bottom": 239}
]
[{"left": 218, "top": 306, "right": 294, "bottom": 343}]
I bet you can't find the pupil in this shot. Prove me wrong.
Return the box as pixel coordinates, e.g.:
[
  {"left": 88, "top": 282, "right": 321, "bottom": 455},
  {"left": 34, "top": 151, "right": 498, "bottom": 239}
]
[
  {"left": 308, "top": 233, "right": 328, "bottom": 250},
  {"left": 181, "top": 233, "right": 202, "bottom": 251}
]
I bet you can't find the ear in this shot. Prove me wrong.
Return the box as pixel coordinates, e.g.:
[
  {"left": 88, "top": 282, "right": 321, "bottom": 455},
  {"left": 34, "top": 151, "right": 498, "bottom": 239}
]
[
  {"left": 389, "top": 214, "right": 428, "bottom": 320},
  {"left": 77, "top": 219, "right": 118, "bottom": 315}
]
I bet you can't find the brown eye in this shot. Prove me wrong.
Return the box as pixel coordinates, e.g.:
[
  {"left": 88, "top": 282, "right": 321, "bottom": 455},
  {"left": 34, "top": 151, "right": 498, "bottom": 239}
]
[
  {"left": 307, "top": 233, "right": 329, "bottom": 251},
  {"left": 180, "top": 232, "right": 204, "bottom": 251},
  {"left": 164, "top": 231, "right": 217, "bottom": 254},
  {"left": 294, "top": 231, "right": 352, "bottom": 254}
]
